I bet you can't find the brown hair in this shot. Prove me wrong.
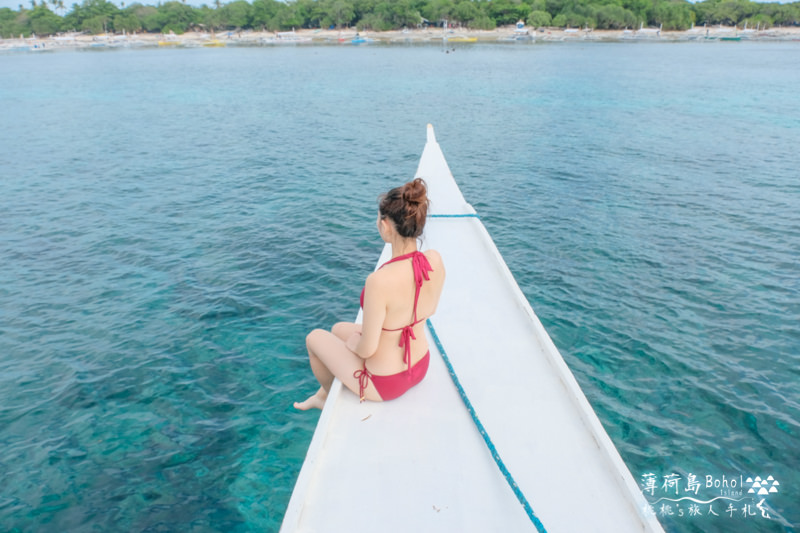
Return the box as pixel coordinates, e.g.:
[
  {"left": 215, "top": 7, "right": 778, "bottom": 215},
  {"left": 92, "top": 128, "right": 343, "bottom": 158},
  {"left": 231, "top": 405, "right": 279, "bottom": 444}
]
[{"left": 379, "top": 178, "right": 429, "bottom": 239}]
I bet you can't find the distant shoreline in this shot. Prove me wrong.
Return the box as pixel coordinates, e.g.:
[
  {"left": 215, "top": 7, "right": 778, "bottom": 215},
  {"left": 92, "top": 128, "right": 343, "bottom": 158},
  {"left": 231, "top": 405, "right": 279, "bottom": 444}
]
[{"left": 3, "top": 25, "right": 800, "bottom": 51}]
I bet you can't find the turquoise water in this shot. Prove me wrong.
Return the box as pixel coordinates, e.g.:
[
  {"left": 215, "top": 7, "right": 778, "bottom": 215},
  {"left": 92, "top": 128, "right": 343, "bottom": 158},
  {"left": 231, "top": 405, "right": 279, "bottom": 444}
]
[{"left": 1, "top": 42, "right": 798, "bottom": 532}]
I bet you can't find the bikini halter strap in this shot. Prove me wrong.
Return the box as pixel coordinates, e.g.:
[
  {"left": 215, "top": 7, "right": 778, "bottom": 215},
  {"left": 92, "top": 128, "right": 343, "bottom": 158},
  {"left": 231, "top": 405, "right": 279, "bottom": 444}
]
[{"left": 380, "top": 251, "right": 433, "bottom": 373}]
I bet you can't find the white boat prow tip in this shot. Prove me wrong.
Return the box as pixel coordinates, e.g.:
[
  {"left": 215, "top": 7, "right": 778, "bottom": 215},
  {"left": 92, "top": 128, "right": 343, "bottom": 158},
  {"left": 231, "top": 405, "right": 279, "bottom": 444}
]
[
  {"left": 281, "top": 125, "right": 665, "bottom": 533},
  {"left": 416, "top": 125, "right": 475, "bottom": 217}
]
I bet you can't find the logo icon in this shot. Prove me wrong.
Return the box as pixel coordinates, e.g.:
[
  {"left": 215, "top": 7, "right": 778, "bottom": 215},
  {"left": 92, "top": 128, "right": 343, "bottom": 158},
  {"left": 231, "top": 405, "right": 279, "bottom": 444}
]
[{"left": 747, "top": 476, "right": 779, "bottom": 495}]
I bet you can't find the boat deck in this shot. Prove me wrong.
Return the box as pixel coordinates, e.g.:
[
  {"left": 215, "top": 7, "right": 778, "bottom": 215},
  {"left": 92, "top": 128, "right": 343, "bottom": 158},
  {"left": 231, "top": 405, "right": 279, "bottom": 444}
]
[{"left": 281, "top": 125, "right": 664, "bottom": 532}]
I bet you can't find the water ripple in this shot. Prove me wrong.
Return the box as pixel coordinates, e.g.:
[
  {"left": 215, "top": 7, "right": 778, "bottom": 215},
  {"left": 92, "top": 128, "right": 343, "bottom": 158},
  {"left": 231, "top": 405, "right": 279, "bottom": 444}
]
[{"left": 1, "top": 44, "right": 799, "bottom": 532}]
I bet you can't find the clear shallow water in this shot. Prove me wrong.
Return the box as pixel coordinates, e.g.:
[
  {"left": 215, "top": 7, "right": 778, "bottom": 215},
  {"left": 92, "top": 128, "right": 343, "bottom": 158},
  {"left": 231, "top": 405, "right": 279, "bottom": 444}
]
[{"left": 1, "top": 43, "right": 798, "bottom": 532}]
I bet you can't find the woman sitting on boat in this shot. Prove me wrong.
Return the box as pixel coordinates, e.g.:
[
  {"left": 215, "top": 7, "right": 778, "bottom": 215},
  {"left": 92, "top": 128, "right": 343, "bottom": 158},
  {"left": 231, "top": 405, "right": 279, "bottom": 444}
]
[{"left": 294, "top": 178, "right": 445, "bottom": 410}]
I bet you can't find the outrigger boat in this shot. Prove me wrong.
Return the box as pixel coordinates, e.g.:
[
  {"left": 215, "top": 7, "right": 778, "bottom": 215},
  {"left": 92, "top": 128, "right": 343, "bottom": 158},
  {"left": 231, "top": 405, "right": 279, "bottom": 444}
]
[
  {"left": 262, "top": 31, "right": 312, "bottom": 44},
  {"left": 442, "top": 34, "right": 478, "bottom": 43},
  {"left": 281, "top": 125, "right": 664, "bottom": 532}
]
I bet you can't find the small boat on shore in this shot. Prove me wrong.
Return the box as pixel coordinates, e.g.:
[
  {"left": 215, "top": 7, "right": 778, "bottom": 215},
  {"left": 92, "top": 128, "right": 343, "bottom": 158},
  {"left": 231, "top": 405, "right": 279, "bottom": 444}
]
[
  {"left": 158, "top": 32, "right": 181, "bottom": 46},
  {"left": 499, "top": 24, "right": 535, "bottom": 43},
  {"left": 262, "top": 31, "right": 312, "bottom": 44},
  {"left": 281, "top": 125, "right": 664, "bottom": 532},
  {"left": 635, "top": 22, "right": 662, "bottom": 38},
  {"left": 444, "top": 35, "right": 478, "bottom": 43},
  {"left": 510, "top": 19, "right": 535, "bottom": 41},
  {"left": 350, "top": 35, "right": 376, "bottom": 44}
]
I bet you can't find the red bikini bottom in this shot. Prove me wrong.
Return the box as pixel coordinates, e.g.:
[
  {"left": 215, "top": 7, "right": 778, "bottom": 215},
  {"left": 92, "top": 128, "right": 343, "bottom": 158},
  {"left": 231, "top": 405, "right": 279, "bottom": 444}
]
[{"left": 354, "top": 351, "right": 430, "bottom": 401}]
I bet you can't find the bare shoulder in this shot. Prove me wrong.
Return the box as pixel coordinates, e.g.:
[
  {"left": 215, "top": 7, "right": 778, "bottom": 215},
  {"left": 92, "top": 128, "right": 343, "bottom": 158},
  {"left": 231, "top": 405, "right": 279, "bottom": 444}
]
[
  {"left": 365, "top": 268, "right": 384, "bottom": 285},
  {"left": 365, "top": 268, "right": 393, "bottom": 291},
  {"left": 423, "top": 249, "right": 445, "bottom": 273}
]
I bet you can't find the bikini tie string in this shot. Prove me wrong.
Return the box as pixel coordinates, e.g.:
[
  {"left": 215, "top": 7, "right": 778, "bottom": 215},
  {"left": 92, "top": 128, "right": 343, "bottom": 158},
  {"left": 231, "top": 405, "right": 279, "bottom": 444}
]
[
  {"left": 353, "top": 365, "right": 373, "bottom": 403},
  {"left": 398, "top": 325, "right": 416, "bottom": 373},
  {"left": 411, "top": 252, "right": 432, "bottom": 289}
]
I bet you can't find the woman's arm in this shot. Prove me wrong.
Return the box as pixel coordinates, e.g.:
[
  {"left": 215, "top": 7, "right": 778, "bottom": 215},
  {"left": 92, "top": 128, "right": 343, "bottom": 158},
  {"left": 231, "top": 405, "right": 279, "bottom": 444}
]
[{"left": 350, "top": 273, "right": 385, "bottom": 359}]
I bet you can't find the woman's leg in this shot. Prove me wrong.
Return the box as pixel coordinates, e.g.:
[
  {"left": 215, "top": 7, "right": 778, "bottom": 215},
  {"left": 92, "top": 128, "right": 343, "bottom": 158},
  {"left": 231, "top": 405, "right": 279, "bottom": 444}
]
[{"left": 294, "top": 327, "right": 379, "bottom": 410}]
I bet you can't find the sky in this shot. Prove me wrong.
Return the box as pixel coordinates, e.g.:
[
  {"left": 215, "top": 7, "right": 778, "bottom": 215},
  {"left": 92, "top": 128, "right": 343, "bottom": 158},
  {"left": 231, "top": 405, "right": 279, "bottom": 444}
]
[{"left": 1, "top": 0, "right": 796, "bottom": 18}]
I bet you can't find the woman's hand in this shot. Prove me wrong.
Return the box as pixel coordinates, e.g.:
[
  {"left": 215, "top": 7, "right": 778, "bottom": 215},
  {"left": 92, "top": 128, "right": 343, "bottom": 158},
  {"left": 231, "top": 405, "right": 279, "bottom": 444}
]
[{"left": 345, "top": 332, "right": 362, "bottom": 354}]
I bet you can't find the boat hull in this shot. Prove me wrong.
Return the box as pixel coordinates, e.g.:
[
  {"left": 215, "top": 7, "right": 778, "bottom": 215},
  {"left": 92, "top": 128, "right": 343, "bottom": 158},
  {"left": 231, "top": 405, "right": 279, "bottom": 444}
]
[{"left": 281, "top": 125, "right": 664, "bottom": 533}]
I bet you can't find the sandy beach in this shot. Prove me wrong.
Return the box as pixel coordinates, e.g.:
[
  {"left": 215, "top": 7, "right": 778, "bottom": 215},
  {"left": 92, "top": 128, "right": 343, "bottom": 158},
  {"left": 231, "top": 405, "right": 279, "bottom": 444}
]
[{"left": 3, "top": 24, "right": 800, "bottom": 51}]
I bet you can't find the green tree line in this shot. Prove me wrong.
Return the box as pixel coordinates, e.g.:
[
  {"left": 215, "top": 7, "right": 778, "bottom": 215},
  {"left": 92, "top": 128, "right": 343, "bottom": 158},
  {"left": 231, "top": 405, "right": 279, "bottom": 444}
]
[{"left": 2, "top": 0, "right": 799, "bottom": 38}]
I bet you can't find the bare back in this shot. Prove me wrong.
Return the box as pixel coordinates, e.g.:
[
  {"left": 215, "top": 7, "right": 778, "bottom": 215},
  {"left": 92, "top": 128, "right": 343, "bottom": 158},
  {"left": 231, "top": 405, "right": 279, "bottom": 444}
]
[{"left": 362, "top": 249, "right": 445, "bottom": 375}]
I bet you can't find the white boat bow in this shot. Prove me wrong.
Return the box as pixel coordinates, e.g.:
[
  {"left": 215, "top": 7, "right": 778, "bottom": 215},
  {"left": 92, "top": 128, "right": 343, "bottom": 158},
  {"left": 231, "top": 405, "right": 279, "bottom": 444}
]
[{"left": 281, "top": 125, "right": 664, "bottom": 532}]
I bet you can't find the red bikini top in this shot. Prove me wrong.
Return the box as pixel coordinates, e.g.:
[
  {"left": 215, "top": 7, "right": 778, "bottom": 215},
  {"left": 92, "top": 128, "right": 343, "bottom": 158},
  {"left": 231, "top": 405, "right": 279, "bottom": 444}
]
[{"left": 360, "top": 250, "right": 433, "bottom": 372}]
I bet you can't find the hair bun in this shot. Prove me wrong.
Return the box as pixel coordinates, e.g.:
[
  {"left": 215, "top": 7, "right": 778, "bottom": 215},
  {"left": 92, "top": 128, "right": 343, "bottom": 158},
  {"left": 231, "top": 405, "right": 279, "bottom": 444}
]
[
  {"left": 402, "top": 178, "right": 427, "bottom": 205},
  {"left": 379, "top": 178, "right": 429, "bottom": 239}
]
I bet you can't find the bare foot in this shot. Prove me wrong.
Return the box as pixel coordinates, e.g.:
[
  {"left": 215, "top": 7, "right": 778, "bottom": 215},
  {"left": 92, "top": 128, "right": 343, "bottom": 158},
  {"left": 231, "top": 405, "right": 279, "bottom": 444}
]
[{"left": 294, "top": 388, "right": 328, "bottom": 411}]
